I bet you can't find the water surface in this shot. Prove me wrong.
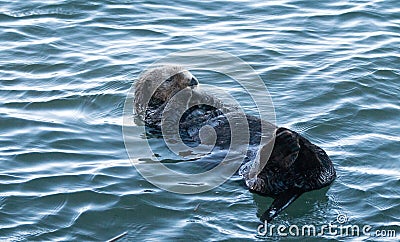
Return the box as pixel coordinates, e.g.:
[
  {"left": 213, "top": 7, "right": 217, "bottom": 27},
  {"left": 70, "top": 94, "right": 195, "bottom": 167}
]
[{"left": 0, "top": 0, "right": 399, "bottom": 241}]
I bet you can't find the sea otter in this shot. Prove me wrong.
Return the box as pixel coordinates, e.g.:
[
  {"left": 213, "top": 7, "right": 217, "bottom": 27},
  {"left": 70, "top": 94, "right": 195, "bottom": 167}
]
[{"left": 134, "top": 65, "right": 336, "bottom": 222}]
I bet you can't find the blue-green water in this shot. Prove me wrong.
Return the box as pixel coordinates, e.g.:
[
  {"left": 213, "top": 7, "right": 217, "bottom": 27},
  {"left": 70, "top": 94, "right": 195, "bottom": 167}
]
[{"left": 1, "top": 0, "right": 399, "bottom": 241}]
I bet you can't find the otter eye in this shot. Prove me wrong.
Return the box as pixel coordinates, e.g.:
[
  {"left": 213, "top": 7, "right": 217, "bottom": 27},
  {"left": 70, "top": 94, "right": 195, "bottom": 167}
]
[{"left": 165, "top": 77, "right": 173, "bottom": 82}]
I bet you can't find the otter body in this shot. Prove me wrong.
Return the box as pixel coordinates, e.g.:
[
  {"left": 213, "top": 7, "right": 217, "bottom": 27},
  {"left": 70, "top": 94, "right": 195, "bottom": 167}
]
[{"left": 135, "top": 65, "right": 336, "bottom": 222}]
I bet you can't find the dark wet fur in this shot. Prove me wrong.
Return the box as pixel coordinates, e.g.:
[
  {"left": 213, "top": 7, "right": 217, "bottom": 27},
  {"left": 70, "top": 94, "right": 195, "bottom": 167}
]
[{"left": 242, "top": 128, "right": 336, "bottom": 222}]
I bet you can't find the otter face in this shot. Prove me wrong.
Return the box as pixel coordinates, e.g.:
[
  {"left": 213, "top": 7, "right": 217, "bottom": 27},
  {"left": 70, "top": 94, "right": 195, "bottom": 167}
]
[
  {"left": 154, "top": 69, "right": 199, "bottom": 102},
  {"left": 134, "top": 65, "right": 199, "bottom": 116}
]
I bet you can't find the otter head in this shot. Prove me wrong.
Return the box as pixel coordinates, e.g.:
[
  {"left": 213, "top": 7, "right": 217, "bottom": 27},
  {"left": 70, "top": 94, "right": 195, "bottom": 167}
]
[{"left": 134, "top": 65, "right": 199, "bottom": 117}]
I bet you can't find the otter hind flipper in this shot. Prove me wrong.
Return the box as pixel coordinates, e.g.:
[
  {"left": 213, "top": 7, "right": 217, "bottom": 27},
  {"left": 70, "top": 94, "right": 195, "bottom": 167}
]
[
  {"left": 260, "top": 190, "right": 303, "bottom": 222},
  {"left": 271, "top": 128, "right": 301, "bottom": 169}
]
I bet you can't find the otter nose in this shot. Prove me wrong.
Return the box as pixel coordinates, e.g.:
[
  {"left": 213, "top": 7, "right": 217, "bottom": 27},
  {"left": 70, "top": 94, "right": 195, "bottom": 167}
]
[{"left": 189, "top": 77, "right": 199, "bottom": 86}]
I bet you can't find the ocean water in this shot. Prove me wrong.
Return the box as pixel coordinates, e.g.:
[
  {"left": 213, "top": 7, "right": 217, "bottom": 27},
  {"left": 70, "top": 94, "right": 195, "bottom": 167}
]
[{"left": 1, "top": 0, "right": 399, "bottom": 241}]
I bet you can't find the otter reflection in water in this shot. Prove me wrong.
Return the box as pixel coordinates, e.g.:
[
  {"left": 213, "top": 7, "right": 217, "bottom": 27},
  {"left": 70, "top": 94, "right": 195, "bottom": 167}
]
[{"left": 134, "top": 65, "right": 336, "bottom": 222}]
